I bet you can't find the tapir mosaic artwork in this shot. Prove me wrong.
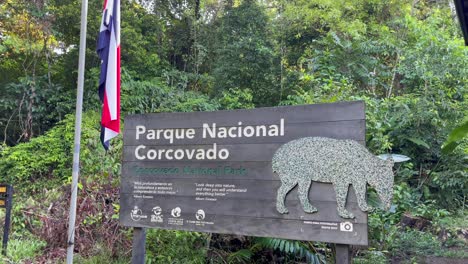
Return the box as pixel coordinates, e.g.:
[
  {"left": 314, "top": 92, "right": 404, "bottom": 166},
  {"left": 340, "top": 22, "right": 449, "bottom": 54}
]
[{"left": 272, "top": 137, "right": 395, "bottom": 219}]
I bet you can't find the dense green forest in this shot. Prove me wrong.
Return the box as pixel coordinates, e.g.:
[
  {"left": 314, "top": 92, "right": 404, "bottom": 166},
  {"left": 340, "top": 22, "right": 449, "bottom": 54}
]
[{"left": 0, "top": 0, "right": 467, "bottom": 263}]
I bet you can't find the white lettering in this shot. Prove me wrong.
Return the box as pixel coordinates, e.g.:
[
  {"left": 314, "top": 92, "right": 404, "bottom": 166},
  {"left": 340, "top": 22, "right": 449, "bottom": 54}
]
[
  {"left": 218, "top": 127, "right": 227, "bottom": 138},
  {"left": 165, "top": 149, "right": 173, "bottom": 160},
  {"left": 186, "top": 149, "right": 195, "bottom": 159},
  {"left": 280, "top": 118, "right": 284, "bottom": 136},
  {"left": 203, "top": 123, "right": 216, "bottom": 138},
  {"left": 256, "top": 125, "right": 266, "bottom": 137},
  {"left": 156, "top": 129, "right": 164, "bottom": 140},
  {"left": 147, "top": 149, "right": 157, "bottom": 159},
  {"left": 136, "top": 126, "right": 146, "bottom": 140},
  {"left": 164, "top": 129, "right": 174, "bottom": 144},
  {"left": 206, "top": 143, "right": 217, "bottom": 159},
  {"left": 186, "top": 129, "right": 195, "bottom": 139},
  {"left": 268, "top": 124, "right": 279, "bottom": 136},
  {"left": 174, "top": 149, "right": 184, "bottom": 159},
  {"left": 133, "top": 144, "right": 230, "bottom": 160},
  {"left": 175, "top": 129, "right": 185, "bottom": 139},
  {"left": 147, "top": 129, "right": 155, "bottom": 140},
  {"left": 244, "top": 126, "right": 255, "bottom": 137},
  {"left": 228, "top": 127, "right": 237, "bottom": 138},
  {"left": 196, "top": 149, "right": 205, "bottom": 159},
  {"left": 218, "top": 148, "right": 229, "bottom": 159},
  {"left": 135, "top": 145, "right": 146, "bottom": 160}
]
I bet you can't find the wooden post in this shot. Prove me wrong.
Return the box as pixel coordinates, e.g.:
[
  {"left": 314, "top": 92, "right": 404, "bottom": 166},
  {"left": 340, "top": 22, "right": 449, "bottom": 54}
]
[
  {"left": 131, "top": 227, "right": 146, "bottom": 264},
  {"left": 2, "top": 185, "right": 13, "bottom": 256},
  {"left": 335, "top": 244, "right": 351, "bottom": 264}
]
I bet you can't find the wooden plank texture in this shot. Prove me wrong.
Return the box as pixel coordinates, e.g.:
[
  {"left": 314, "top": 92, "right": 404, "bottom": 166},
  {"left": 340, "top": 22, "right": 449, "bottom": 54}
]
[
  {"left": 120, "top": 210, "right": 368, "bottom": 245},
  {"left": 123, "top": 141, "right": 365, "bottom": 162},
  {"left": 119, "top": 177, "right": 360, "bottom": 203},
  {"left": 119, "top": 192, "right": 367, "bottom": 222},
  {"left": 125, "top": 102, "right": 365, "bottom": 128},
  {"left": 120, "top": 101, "right": 368, "bottom": 245},
  {"left": 124, "top": 120, "right": 365, "bottom": 146}
]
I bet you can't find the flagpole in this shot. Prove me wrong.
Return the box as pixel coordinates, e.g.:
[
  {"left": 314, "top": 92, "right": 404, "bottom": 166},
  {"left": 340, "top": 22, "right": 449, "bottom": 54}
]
[{"left": 66, "top": 0, "right": 88, "bottom": 262}]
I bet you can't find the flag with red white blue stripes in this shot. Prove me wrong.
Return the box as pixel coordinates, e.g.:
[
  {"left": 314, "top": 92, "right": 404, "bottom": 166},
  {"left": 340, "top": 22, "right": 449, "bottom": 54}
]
[{"left": 97, "top": 0, "right": 120, "bottom": 150}]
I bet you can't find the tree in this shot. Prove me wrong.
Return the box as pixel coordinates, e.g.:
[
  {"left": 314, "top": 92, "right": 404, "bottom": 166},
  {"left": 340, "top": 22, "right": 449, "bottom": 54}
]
[{"left": 212, "top": 0, "right": 279, "bottom": 106}]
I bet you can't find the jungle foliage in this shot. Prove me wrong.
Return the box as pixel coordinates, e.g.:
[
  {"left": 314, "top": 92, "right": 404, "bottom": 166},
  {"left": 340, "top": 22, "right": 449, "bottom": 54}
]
[{"left": 0, "top": 0, "right": 467, "bottom": 263}]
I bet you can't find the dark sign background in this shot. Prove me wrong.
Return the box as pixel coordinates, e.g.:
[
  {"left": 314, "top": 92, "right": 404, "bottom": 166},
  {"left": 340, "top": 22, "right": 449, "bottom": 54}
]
[{"left": 120, "top": 101, "right": 367, "bottom": 245}]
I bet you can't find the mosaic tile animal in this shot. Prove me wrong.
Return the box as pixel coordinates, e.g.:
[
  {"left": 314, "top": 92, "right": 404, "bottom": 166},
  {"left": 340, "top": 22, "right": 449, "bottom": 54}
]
[{"left": 272, "top": 137, "right": 395, "bottom": 219}]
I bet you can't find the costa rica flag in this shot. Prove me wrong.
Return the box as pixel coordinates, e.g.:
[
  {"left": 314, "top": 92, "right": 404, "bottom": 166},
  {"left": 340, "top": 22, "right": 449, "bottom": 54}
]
[{"left": 97, "top": 0, "right": 120, "bottom": 150}]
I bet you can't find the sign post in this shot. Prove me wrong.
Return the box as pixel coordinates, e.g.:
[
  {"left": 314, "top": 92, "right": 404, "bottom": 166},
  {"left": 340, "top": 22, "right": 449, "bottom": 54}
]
[
  {"left": 120, "top": 102, "right": 368, "bottom": 263},
  {"left": 335, "top": 244, "right": 351, "bottom": 264},
  {"left": 1, "top": 184, "right": 13, "bottom": 256},
  {"left": 131, "top": 227, "right": 146, "bottom": 264}
]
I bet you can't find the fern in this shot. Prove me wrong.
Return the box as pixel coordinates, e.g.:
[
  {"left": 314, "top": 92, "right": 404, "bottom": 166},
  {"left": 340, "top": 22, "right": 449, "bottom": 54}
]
[
  {"left": 227, "top": 249, "right": 253, "bottom": 263},
  {"left": 254, "top": 237, "right": 326, "bottom": 264}
]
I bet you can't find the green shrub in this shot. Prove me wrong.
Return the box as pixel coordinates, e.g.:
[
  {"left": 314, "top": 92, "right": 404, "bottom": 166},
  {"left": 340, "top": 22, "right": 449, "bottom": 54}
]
[
  {"left": 145, "top": 229, "right": 208, "bottom": 264},
  {"left": 0, "top": 111, "right": 118, "bottom": 191},
  {"left": 391, "top": 230, "right": 441, "bottom": 257},
  {"left": 2, "top": 233, "right": 46, "bottom": 263},
  {"left": 390, "top": 229, "right": 468, "bottom": 259},
  {"left": 73, "top": 248, "right": 130, "bottom": 264},
  {"left": 219, "top": 88, "right": 255, "bottom": 110},
  {"left": 121, "top": 76, "right": 219, "bottom": 115},
  {"left": 354, "top": 250, "right": 388, "bottom": 264}
]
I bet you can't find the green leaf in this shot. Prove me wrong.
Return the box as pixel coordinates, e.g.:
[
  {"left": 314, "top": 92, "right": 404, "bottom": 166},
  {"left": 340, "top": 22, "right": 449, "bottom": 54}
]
[
  {"left": 407, "top": 137, "right": 430, "bottom": 149},
  {"left": 442, "top": 120, "right": 468, "bottom": 154},
  {"left": 441, "top": 142, "right": 458, "bottom": 155},
  {"left": 446, "top": 120, "right": 468, "bottom": 143}
]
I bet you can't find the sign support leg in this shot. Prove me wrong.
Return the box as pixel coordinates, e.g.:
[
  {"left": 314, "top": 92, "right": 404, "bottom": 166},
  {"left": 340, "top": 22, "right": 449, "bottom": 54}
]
[
  {"left": 335, "top": 244, "right": 351, "bottom": 264},
  {"left": 131, "top": 227, "right": 146, "bottom": 264},
  {"left": 2, "top": 185, "right": 13, "bottom": 256}
]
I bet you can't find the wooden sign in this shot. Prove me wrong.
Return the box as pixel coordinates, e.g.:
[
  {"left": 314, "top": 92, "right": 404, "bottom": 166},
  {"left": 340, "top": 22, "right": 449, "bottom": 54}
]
[
  {"left": 120, "top": 101, "right": 367, "bottom": 245},
  {"left": 0, "top": 185, "right": 7, "bottom": 209},
  {"left": 0, "top": 184, "right": 13, "bottom": 255}
]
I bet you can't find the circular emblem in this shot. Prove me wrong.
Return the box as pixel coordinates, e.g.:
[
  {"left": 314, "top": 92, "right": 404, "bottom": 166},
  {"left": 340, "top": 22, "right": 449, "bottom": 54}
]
[
  {"left": 171, "top": 207, "right": 181, "bottom": 218},
  {"left": 195, "top": 209, "right": 205, "bottom": 220},
  {"left": 130, "top": 206, "right": 142, "bottom": 221},
  {"left": 152, "top": 206, "right": 162, "bottom": 216}
]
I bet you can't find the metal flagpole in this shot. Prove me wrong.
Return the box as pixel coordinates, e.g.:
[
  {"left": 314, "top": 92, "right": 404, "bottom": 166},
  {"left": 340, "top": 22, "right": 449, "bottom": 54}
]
[{"left": 66, "top": 0, "right": 88, "bottom": 262}]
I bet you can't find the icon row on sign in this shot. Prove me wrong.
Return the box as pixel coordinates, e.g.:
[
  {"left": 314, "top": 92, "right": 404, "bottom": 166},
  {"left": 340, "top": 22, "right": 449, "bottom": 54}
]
[{"left": 130, "top": 206, "right": 205, "bottom": 221}]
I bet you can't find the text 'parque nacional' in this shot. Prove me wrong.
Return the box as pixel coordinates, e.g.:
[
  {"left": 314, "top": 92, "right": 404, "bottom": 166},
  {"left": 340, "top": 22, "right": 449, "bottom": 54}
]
[{"left": 134, "top": 119, "right": 285, "bottom": 160}]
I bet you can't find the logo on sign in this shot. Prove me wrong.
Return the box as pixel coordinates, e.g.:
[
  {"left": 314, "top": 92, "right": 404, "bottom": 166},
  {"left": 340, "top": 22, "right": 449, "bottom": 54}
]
[
  {"left": 130, "top": 206, "right": 143, "bottom": 221},
  {"left": 195, "top": 209, "right": 205, "bottom": 220},
  {"left": 171, "top": 207, "right": 181, "bottom": 218},
  {"left": 151, "top": 206, "right": 163, "bottom": 223},
  {"left": 340, "top": 221, "right": 353, "bottom": 232},
  {"left": 152, "top": 206, "right": 162, "bottom": 216}
]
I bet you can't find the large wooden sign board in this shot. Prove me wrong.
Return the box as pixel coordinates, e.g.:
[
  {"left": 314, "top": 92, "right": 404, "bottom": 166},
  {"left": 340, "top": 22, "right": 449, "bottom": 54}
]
[{"left": 120, "top": 101, "right": 367, "bottom": 245}]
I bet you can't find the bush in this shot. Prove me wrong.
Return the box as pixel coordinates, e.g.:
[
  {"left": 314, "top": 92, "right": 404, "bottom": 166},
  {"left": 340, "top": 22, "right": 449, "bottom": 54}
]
[
  {"left": 2, "top": 233, "right": 46, "bottom": 263},
  {"left": 354, "top": 250, "right": 388, "bottom": 264},
  {"left": 0, "top": 112, "right": 113, "bottom": 191},
  {"left": 121, "top": 76, "right": 219, "bottom": 115},
  {"left": 390, "top": 230, "right": 441, "bottom": 258},
  {"left": 146, "top": 229, "right": 208, "bottom": 264}
]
